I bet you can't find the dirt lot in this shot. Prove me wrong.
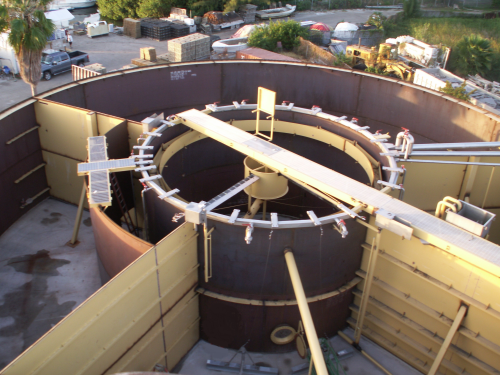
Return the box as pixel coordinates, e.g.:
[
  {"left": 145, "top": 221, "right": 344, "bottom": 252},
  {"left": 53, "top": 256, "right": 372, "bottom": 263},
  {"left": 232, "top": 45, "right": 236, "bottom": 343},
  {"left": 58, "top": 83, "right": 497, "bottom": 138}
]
[{"left": 0, "top": 8, "right": 398, "bottom": 113}]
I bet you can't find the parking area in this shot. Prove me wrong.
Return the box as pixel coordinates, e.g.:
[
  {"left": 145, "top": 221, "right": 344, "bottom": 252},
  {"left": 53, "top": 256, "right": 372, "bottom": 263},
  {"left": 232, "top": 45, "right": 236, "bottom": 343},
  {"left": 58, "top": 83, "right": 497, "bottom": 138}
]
[{"left": 0, "top": 8, "right": 398, "bottom": 113}]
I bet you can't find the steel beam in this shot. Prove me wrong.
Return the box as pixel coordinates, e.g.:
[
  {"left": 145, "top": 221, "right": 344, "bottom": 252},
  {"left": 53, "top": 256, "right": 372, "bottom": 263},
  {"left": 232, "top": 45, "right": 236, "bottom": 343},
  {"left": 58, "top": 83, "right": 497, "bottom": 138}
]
[
  {"left": 69, "top": 179, "right": 87, "bottom": 246},
  {"left": 284, "top": 248, "right": 328, "bottom": 375},
  {"left": 354, "top": 230, "right": 381, "bottom": 344},
  {"left": 428, "top": 305, "right": 468, "bottom": 375}
]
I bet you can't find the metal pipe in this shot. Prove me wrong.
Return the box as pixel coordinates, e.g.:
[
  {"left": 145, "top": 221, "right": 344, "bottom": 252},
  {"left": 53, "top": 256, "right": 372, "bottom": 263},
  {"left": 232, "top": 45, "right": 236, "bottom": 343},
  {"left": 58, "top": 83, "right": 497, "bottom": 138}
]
[
  {"left": 428, "top": 305, "right": 468, "bottom": 375},
  {"left": 482, "top": 167, "right": 495, "bottom": 209},
  {"left": 442, "top": 196, "right": 463, "bottom": 212},
  {"left": 337, "top": 331, "right": 393, "bottom": 375},
  {"left": 141, "top": 187, "right": 150, "bottom": 242},
  {"left": 70, "top": 180, "right": 87, "bottom": 245},
  {"left": 284, "top": 248, "right": 328, "bottom": 375},
  {"left": 395, "top": 159, "right": 500, "bottom": 166},
  {"left": 435, "top": 201, "right": 457, "bottom": 219},
  {"left": 354, "top": 231, "right": 381, "bottom": 344},
  {"left": 204, "top": 224, "right": 215, "bottom": 282},
  {"left": 244, "top": 198, "right": 263, "bottom": 219}
]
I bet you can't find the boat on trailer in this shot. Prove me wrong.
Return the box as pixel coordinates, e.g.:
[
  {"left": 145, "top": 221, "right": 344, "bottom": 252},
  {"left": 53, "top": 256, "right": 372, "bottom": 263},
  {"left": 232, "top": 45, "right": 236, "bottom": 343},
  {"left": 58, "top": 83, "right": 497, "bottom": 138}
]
[
  {"left": 212, "top": 37, "right": 248, "bottom": 54},
  {"left": 256, "top": 4, "right": 296, "bottom": 19}
]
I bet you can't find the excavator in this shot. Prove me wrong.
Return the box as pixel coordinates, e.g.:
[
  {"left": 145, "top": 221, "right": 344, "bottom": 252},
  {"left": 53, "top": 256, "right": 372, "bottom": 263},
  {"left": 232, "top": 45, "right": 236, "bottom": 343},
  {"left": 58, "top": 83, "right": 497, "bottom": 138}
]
[{"left": 345, "top": 43, "right": 415, "bottom": 82}]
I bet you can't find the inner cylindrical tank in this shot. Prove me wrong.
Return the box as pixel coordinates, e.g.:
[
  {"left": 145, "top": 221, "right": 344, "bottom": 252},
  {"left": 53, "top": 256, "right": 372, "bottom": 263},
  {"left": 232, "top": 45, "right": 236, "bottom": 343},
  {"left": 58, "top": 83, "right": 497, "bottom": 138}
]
[
  {"left": 243, "top": 157, "right": 289, "bottom": 200},
  {"left": 149, "top": 121, "right": 377, "bottom": 352}
]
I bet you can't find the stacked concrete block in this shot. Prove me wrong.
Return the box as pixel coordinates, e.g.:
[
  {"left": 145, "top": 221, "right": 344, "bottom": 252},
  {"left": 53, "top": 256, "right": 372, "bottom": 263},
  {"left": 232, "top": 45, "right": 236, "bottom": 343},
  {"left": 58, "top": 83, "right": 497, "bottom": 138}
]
[
  {"left": 85, "top": 63, "right": 107, "bottom": 74},
  {"left": 124, "top": 18, "right": 141, "bottom": 39},
  {"left": 238, "top": 4, "right": 257, "bottom": 23},
  {"left": 140, "top": 47, "right": 157, "bottom": 61},
  {"left": 167, "top": 33, "right": 210, "bottom": 62}
]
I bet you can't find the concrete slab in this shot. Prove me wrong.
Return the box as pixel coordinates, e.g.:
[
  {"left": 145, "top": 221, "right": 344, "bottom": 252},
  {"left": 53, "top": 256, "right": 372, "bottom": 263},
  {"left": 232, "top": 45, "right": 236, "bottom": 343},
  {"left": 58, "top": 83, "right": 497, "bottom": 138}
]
[
  {"left": 175, "top": 327, "right": 422, "bottom": 375},
  {"left": 0, "top": 198, "right": 100, "bottom": 370}
]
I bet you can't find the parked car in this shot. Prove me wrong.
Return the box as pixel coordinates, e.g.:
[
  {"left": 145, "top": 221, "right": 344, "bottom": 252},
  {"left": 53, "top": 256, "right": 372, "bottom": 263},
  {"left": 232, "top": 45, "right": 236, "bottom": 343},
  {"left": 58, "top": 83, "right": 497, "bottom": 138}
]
[{"left": 41, "top": 50, "right": 90, "bottom": 80}]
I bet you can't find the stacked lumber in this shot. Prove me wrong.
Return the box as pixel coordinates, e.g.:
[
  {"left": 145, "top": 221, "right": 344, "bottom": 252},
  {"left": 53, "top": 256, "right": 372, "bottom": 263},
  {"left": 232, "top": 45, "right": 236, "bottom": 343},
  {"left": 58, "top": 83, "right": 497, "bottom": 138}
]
[
  {"left": 124, "top": 18, "right": 141, "bottom": 39},
  {"left": 238, "top": 4, "right": 257, "bottom": 23},
  {"left": 167, "top": 33, "right": 210, "bottom": 62}
]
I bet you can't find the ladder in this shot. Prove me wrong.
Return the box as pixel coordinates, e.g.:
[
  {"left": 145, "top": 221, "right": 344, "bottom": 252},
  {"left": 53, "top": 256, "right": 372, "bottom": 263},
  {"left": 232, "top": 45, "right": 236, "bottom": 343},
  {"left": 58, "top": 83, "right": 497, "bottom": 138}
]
[{"left": 110, "top": 172, "right": 137, "bottom": 235}]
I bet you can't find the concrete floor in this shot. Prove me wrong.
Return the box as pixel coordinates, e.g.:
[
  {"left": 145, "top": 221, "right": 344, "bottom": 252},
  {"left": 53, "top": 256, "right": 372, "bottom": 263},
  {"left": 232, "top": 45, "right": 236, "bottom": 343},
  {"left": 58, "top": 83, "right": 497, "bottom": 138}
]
[
  {"left": 176, "top": 328, "right": 422, "bottom": 375},
  {"left": 0, "top": 198, "right": 101, "bottom": 370},
  {"left": 0, "top": 8, "right": 400, "bottom": 113}
]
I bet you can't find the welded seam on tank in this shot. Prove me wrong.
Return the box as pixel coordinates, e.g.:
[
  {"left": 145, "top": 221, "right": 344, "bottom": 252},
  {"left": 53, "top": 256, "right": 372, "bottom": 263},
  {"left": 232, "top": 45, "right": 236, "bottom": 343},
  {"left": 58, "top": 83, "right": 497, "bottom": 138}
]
[{"left": 195, "top": 276, "right": 361, "bottom": 306}]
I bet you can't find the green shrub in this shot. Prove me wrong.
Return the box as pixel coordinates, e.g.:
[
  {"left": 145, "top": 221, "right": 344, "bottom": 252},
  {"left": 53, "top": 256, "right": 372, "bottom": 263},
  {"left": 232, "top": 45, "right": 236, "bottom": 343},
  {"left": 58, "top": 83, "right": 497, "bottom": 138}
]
[
  {"left": 367, "top": 12, "right": 386, "bottom": 29},
  {"left": 454, "top": 34, "right": 493, "bottom": 76},
  {"left": 439, "top": 81, "right": 474, "bottom": 101},
  {"left": 248, "top": 19, "right": 310, "bottom": 51}
]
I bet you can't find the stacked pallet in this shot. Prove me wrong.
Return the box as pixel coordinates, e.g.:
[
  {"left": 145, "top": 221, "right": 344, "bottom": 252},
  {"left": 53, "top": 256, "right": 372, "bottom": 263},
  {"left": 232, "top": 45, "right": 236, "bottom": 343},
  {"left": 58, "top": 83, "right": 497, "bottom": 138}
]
[
  {"left": 238, "top": 4, "right": 257, "bottom": 23},
  {"left": 171, "top": 22, "right": 190, "bottom": 38},
  {"left": 124, "top": 18, "right": 141, "bottom": 39},
  {"left": 141, "top": 19, "right": 172, "bottom": 41},
  {"left": 167, "top": 33, "right": 210, "bottom": 62}
]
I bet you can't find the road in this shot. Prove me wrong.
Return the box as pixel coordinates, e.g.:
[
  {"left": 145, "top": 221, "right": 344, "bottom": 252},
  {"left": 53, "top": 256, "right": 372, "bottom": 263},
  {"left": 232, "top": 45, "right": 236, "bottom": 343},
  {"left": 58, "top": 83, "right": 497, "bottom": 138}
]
[{"left": 0, "top": 8, "right": 399, "bottom": 113}]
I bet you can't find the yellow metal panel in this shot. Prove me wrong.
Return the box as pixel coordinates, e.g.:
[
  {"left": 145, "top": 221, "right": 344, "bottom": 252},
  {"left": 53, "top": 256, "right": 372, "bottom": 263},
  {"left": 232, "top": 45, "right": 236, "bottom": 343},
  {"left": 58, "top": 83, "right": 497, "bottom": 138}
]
[
  {"left": 397, "top": 156, "right": 467, "bottom": 211},
  {"left": 166, "top": 319, "right": 200, "bottom": 370},
  {"left": 1, "top": 249, "right": 156, "bottom": 375},
  {"left": 369, "top": 284, "right": 500, "bottom": 370},
  {"left": 115, "top": 321, "right": 166, "bottom": 373},
  {"left": 156, "top": 222, "right": 198, "bottom": 263},
  {"left": 42, "top": 151, "right": 88, "bottom": 207},
  {"left": 163, "top": 295, "right": 199, "bottom": 350},
  {"left": 369, "top": 226, "right": 500, "bottom": 311},
  {"left": 108, "top": 286, "right": 198, "bottom": 374},
  {"left": 35, "top": 100, "right": 93, "bottom": 161},
  {"left": 468, "top": 160, "right": 500, "bottom": 208},
  {"left": 97, "top": 114, "right": 126, "bottom": 135},
  {"left": 257, "top": 87, "right": 276, "bottom": 116},
  {"left": 352, "top": 294, "right": 496, "bottom": 375},
  {"left": 128, "top": 120, "right": 143, "bottom": 152}
]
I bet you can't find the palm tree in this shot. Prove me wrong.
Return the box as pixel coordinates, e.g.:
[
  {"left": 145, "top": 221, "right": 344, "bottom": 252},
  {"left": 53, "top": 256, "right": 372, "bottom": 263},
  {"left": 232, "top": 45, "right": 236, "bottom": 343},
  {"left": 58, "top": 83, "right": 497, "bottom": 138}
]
[
  {"left": 455, "top": 34, "right": 493, "bottom": 77},
  {"left": 0, "top": 0, "right": 55, "bottom": 96}
]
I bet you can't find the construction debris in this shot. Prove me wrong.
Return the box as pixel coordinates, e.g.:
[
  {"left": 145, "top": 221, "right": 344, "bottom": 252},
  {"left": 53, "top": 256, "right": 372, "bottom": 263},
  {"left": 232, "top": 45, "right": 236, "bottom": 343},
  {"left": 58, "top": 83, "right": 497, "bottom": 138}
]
[
  {"left": 123, "top": 18, "right": 141, "bottom": 39},
  {"left": 414, "top": 68, "right": 500, "bottom": 114},
  {"left": 467, "top": 74, "right": 500, "bottom": 95}
]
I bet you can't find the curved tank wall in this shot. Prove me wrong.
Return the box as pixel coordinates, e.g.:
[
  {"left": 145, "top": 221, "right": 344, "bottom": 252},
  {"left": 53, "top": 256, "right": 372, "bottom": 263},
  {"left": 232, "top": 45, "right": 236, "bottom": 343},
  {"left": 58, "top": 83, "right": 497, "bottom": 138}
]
[
  {"left": 39, "top": 62, "right": 500, "bottom": 145},
  {"left": 1, "top": 61, "right": 500, "bottom": 356}
]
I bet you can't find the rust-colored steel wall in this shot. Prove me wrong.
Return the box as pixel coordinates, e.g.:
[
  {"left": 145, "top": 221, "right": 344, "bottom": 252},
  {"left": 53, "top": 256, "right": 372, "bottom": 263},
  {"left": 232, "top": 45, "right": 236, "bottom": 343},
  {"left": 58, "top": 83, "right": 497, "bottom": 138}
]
[
  {"left": 199, "top": 291, "right": 353, "bottom": 352},
  {"left": 198, "top": 220, "right": 365, "bottom": 300},
  {"left": 90, "top": 207, "right": 152, "bottom": 278},
  {"left": 0, "top": 101, "right": 49, "bottom": 235},
  {"left": 40, "top": 62, "right": 498, "bottom": 143}
]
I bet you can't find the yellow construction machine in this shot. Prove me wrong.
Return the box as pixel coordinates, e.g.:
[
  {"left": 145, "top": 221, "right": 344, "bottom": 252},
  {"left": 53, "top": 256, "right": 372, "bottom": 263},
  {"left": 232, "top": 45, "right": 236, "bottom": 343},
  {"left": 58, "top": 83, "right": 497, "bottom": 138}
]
[{"left": 345, "top": 43, "right": 415, "bottom": 82}]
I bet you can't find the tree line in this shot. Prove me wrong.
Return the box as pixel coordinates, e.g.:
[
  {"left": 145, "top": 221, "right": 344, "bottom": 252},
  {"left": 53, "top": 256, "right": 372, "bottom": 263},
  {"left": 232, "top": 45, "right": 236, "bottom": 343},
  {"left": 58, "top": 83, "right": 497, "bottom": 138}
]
[{"left": 97, "top": 0, "right": 271, "bottom": 20}]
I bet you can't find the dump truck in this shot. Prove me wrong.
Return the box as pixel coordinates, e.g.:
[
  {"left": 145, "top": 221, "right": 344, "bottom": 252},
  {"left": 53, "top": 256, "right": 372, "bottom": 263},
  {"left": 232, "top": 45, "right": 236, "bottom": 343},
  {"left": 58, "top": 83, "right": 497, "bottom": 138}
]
[{"left": 345, "top": 43, "right": 415, "bottom": 82}]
